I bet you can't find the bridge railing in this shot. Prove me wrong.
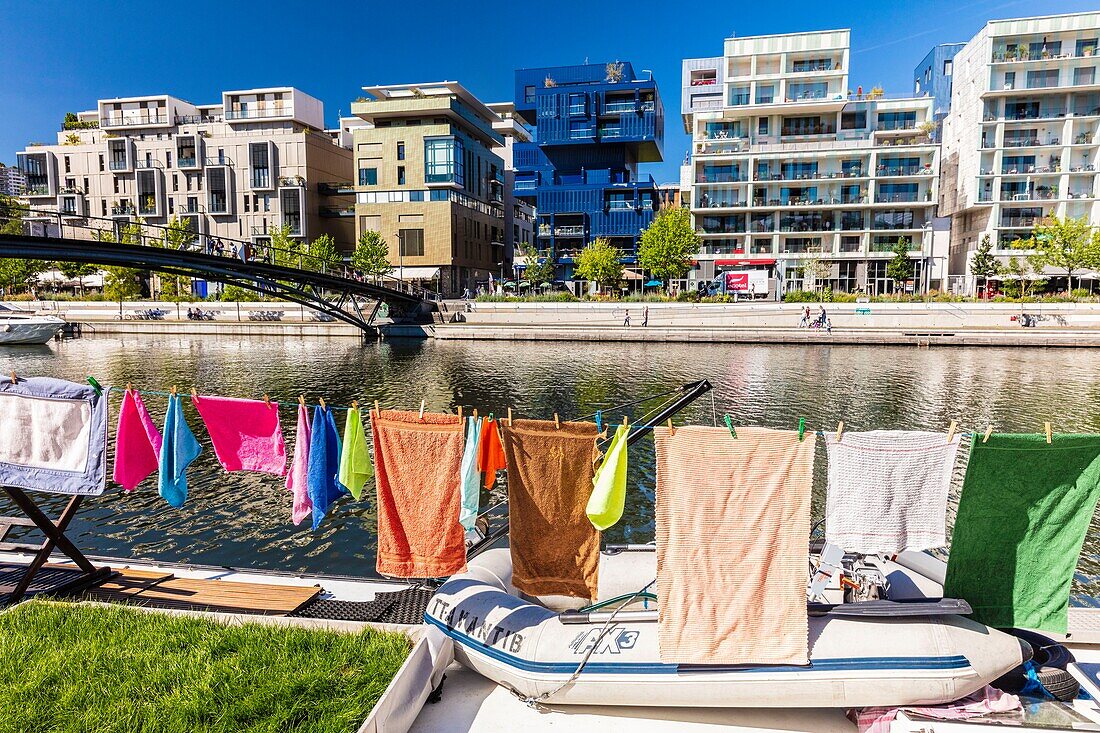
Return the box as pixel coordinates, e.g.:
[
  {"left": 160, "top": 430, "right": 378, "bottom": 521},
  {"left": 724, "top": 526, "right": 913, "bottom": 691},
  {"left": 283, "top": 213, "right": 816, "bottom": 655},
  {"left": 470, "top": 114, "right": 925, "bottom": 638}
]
[{"left": 0, "top": 203, "right": 433, "bottom": 298}]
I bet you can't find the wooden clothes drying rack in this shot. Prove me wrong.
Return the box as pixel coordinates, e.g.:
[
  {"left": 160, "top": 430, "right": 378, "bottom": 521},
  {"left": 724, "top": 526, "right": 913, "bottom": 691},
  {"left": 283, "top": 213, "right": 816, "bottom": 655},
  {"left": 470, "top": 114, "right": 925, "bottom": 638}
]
[{"left": 0, "top": 487, "right": 112, "bottom": 604}]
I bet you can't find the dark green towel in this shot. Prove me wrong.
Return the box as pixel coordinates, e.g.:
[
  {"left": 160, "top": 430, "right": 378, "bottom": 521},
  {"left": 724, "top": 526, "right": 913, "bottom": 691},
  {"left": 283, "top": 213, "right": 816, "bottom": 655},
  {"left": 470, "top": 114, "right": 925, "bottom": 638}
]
[{"left": 944, "top": 433, "right": 1100, "bottom": 634}]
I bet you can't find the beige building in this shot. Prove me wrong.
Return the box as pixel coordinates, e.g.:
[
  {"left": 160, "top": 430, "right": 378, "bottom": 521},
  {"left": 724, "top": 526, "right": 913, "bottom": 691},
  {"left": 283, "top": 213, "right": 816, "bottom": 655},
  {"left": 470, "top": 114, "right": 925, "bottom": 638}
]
[
  {"left": 350, "top": 82, "right": 507, "bottom": 295},
  {"left": 940, "top": 11, "right": 1100, "bottom": 288},
  {"left": 16, "top": 87, "right": 354, "bottom": 252}
]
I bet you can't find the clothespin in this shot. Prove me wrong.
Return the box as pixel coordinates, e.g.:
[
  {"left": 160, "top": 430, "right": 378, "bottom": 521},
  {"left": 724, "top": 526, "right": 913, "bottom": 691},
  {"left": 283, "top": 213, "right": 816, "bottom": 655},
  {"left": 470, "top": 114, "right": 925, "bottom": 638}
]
[
  {"left": 982, "top": 425, "right": 993, "bottom": 443},
  {"left": 835, "top": 421, "right": 845, "bottom": 442},
  {"left": 798, "top": 417, "right": 806, "bottom": 441},
  {"left": 87, "top": 376, "right": 103, "bottom": 395},
  {"left": 667, "top": 418, "right": 676, "bottom": 436},
  {"left": 457, "top": 405, "right": 462, "bottom": 421},
  {"left": 946, "top": 420, "right": 957, "bottom": 444},
  {"left": 554, "top": 413, "right": 561, "bottom": 429},
  {"left": 419, "top": 399, "right": 426, "bottom": 420},
  {"left": 374, "top": 400, "right": 380, "bottom": 417},
  {"left": 1045, "top": 421, "right": 1053, "bottom": 444},
  {"left": 723, "top": 414, "right": 736, "bottom": 439},
  {"left": 352, "top": 399, "right": 359, "bottom": 410},
  {"left": 595, "top": 410, "right": 603, "bottom": 433},
  {"left": 319, "top": 397, "right": 327, "bottom": 411},
  {"left": 507, "top": 407, "right": 513, "bottom": 427},
  {"left": 8, "top": 371, "right": 16, "bottom": 384},
  {"left": 126, "top": 382, "right": 133, "bottom": 393},
  {"left": 263, "top": 393, "right": 272, "bottom": 408},
  {"left": 473, "top": 408, "right": 478, "bottom": 420},
  {"left": 171, "top": 384, "right": 178, "bottom": 396},
  {"left": 298, "top": 395, "right": 306, "bottom": 407},
  {"left": 623, "top": 415, "right": 629, "bottom": 427},
  {"left": 190, "top": 387, "right": 198, "bottom": 401}
]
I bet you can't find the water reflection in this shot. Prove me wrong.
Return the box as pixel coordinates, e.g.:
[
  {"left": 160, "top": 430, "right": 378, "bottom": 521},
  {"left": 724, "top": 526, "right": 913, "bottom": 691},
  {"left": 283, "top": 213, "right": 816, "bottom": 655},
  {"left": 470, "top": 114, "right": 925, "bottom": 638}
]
[{"left": 4, "top": 336, "right": 1100, "bottom": 582}]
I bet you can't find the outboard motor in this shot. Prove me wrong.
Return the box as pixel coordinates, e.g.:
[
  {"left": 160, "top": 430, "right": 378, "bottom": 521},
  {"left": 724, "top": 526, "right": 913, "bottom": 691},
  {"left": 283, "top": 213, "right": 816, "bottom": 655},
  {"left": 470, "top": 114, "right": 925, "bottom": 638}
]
[{"left": 843, "top": 557, "right": 889, "bottom": 603}]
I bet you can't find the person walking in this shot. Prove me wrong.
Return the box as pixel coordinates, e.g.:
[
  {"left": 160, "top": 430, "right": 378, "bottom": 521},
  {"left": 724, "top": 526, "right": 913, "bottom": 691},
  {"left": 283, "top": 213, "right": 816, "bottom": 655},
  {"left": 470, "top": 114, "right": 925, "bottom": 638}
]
[
  {"left": 642, "top": 306, "right": 649, "bottom": 327},
  {"left": 819, "top": 305, "right": 831, "bottom": 333},
  {"left": 799, "top": 306, "right": 810, "bottom": 328},
  {"left": 623, "top": 309, "right": 631, "bottom": 327}
]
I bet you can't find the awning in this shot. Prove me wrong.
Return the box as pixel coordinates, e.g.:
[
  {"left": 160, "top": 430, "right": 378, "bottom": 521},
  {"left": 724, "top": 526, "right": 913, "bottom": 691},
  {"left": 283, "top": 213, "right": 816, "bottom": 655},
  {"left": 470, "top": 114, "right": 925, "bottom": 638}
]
[
  {"left": 622, "top": 270, "right": 644, "bottom": 280},
  {"left": 714, "top": 258, "right": 777, "bottom": 266},
  {"left": 392, "top": 266, "right": 441, "bottom": 281}
]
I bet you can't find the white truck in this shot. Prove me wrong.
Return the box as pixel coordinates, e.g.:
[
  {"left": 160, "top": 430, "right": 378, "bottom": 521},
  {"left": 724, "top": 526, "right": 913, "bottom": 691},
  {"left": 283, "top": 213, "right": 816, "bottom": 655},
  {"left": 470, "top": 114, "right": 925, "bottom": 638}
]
[{"left": 705, "top": 270, "right": 770, "bottom": 299}]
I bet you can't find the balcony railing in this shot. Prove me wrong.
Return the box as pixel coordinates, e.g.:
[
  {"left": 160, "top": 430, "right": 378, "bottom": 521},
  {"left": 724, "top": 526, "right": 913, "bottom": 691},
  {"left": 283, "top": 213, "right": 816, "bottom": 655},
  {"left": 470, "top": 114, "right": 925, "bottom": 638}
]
[
  {"left": 603, "top": 101, "right": 636, "bottom": 113},
  {"left": 109, "top": 160, "right": 129, "bottom": 171},
  {"left": 317, "top": 181, "right": 355, "bottom": 196},
  {"left": 204, "top": 156, "right": 233, "bottom": 166},
  {"left": 111, "top": 205, "right": 136, "bottom": 216},
  {"left": 606, "top": 201, "right": 635, "bottom": 211},
  {"left": 514, "top": 179, "right": 537, "bottom": 191},
  {"left": 877, "top": 121, "right": 917, "bottom": 131},
  {"left": 598, "top": 127, "right": 622, "bottom": 139},
  {"left": 175, "top": 114, "right": 223, "bottom": 125},
  {"left": 875, "top": 193, "right": 924, "bottom": 203},
  {"left": 781, "top": 125, "right": 837, "bottom": 137},
  {"left": 553, "top": 225, "right": 585, "bottom": 237},
  {"left": 25, "top": 184, "right": 50, "bottom": 196},
  {"left": 177, "top": 157, "right": 198, "bottom": 168},
  {"left": 134, "top": 160, "right": 163, "bottom": 169},
  {"left": 319, "top": 205, "right": 354, "bottom": 218},
  {"left": 102, "top": 114, "right": 168, "bottom": 127},
  {"left": 877, "top": 166, "right": 928, "bottom": 177},
  {"left": 225, "top": 107, "right": 293, "bottom": 121},
  {"left": 1003, "top": 137, "right": 1060, "bottom": 148}
]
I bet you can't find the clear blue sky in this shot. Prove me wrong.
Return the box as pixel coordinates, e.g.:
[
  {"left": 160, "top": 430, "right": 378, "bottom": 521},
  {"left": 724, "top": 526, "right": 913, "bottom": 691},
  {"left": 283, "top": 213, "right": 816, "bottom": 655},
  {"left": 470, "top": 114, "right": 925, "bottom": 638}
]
[{"left": 1, "top": 0, "right": 1096, "bottom": 183}]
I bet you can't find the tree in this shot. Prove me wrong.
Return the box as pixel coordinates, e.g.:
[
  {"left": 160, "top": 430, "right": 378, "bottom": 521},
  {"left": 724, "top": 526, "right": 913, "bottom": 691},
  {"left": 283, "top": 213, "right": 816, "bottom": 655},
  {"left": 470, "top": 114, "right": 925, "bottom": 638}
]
[
  {"left": 1003, "top": 256, "right": 1046, "bottom": 299},
  {"left": 970, "top": 234, "right": 999, "bottom": 298},
  {"left": 352, "top": 230, "right": 392, "bottom": 278},
  {"left": 574, "top": 237, "right": 624, "bottom": 293},
  {"left": 95, "top": 228, "right": 145, "bottom": 301},
  {"left": 637, "top": 206, "right": 699, "bottom": 290},
  {"left": 1027, "top": 215, "right": 1098, "bottom": 291},
  {"left": 519, "top": 242, "right": 555, "bottom": 286},
  {"left": 0, "top": 195, "right": 46, "bottom": 293},
  {"left": 305, "top": 234, "right": 341, "bottom": 273},
  {"left": 799, "top": 251, "right": 831, "bottom": 292},
  {"left": 886, "top": 238, "right": 915, "bottom": 293}
]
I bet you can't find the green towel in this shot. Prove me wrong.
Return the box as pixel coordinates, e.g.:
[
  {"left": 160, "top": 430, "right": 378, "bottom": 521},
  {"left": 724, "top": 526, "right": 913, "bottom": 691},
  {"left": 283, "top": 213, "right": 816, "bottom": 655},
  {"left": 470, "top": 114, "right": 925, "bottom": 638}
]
[
  {"left": 586, "top": 424, "right": 630, "bottom": 530},
  {"left": 944, "top": 433, "right": 1100, "bottom": 634},
  {"left": 338, "top": 407, "right": 373, "bottom": 500}
]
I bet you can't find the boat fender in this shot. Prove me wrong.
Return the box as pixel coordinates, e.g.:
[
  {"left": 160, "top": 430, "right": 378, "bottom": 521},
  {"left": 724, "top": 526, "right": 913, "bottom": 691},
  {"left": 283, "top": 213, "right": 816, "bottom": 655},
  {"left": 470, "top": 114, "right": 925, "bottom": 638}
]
[{"left": 992, "top": 628, "right": 1079, "bottom": 702}]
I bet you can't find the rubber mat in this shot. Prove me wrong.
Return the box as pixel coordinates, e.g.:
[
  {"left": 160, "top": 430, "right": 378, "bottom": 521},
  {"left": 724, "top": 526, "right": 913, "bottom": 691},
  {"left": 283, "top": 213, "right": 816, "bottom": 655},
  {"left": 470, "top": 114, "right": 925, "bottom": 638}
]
[{"left": 291, "top": 588, "right": 435, "bottom": 625}]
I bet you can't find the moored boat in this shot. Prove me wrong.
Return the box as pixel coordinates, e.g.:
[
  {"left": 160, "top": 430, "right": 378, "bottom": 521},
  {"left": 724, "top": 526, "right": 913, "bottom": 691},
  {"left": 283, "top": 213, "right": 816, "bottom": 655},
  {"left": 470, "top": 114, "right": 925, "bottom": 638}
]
[{"left": 0, "top": 303, "right": 65, "bottom": 345}]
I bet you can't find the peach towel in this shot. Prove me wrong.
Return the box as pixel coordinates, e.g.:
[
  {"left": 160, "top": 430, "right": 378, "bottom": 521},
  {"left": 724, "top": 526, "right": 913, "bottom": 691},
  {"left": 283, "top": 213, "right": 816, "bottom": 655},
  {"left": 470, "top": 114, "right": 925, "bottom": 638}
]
[
  {"left": 501, "top": 419, "right": 601, "bottom": 600},
  {"left": 654, "top": 426, "right": 815, "bottom": 665},
  {"left": 371, "top": 409, "right": 466, "bottom": 578}
]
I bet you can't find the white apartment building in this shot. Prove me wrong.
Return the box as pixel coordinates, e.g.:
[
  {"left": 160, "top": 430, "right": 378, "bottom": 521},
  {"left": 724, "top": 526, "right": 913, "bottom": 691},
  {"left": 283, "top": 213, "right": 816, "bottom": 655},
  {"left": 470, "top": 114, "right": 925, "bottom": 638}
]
[
  {"left": 941, "top": 12, "right": 1100, "bottom": 285},
  {"left": 487, "top": 102, "right": 535, "bottom": 270},
  {"left": 15, "top": 87, "right": 354, "bottom": 252},
  {"left": 0, "top": 164, "right": 26, "bottom": 197},
  {"left": 682, "top": 30, "right": 943, "bottom": 295}
]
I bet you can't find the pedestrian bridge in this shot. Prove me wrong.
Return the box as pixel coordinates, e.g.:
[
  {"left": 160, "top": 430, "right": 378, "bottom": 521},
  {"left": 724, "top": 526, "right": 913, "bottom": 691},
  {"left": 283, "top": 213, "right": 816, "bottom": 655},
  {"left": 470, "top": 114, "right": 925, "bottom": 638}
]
[{"left": 0, "top": 208, "right": 430, "bottom": 332}]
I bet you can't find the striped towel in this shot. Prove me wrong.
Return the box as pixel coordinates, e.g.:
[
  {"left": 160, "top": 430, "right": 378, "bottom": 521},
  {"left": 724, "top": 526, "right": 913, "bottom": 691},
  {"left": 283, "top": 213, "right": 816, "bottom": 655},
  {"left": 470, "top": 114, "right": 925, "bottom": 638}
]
[
  {"left": 825, "top": 430, "right": 961, "bottom": 554},
  {"left": 654, "top": 426, "right": 814, "bottom": 665}
]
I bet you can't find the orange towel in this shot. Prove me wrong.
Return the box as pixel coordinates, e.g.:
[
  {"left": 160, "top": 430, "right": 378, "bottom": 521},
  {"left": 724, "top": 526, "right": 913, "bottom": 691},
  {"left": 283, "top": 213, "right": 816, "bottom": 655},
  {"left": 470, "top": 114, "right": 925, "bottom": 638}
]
[
  {"left": 501, "top": 419, "right": 601, "bottom": 600},
  {"left": 477, "top": 418, "right": 507, "bottom": 489},
  {"left": 654, "top": 426, "right": 814, "bottom": 665},
  {"left": 372, "top": 409, "right": 466, "bottom": 578}
]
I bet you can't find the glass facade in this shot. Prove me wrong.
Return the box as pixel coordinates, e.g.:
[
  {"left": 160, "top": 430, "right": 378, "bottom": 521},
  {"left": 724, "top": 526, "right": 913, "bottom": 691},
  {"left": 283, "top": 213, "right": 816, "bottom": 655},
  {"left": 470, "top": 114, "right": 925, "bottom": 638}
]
[{"left": 424, "top": 136, "right": 465, "bottom": 186}]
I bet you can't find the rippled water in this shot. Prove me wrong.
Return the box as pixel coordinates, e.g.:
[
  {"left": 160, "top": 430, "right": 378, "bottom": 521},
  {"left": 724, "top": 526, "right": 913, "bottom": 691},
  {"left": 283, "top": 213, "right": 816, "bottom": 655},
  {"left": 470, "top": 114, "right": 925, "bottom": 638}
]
[{"left": 4, "top": 335, "right": 1100, "bottom": 584}]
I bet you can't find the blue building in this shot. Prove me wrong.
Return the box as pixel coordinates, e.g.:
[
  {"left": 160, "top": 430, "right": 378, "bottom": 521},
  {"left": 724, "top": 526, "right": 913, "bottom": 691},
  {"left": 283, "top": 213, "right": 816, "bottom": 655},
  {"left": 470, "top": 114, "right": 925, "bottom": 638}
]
[
  {"left": 512, "top": 62, "right": 664, "bottom": 278},
  {"left": 913, "top": 43, "right": 965, "bottom": 138}
]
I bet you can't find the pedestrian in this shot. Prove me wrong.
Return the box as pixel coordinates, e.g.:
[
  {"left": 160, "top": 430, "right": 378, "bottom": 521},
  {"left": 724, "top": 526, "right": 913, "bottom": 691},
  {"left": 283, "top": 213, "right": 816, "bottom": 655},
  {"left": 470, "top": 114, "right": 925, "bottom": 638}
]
[
  {"left": 819, "top": 305, "right": 831, "bottom": 333},
  {"left": 186, "top": 307, "right": 194, "bottom": 320},
  {"left": 642, "top": 306, "right": 649, "bottom": 327},
  {"left": 799, "top": 306, "right": 810, "bottom": 328},
  {"left": 624, "top": 309, "right": 631, "bottom": 327}
]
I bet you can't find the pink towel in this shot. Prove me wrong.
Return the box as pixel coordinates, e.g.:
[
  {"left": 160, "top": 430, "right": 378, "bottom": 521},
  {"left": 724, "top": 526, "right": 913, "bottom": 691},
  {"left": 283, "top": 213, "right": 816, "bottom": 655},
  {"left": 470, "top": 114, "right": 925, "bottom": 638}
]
[
  {"left": 851, "top": 685, "right": 1022, "bottom": 732},
  {"left": 285, "top": 403, "right": 312, "bottom": 525},
  {"left": 193, "top": 395, "right": 286, "bottom": 475},
  {"left": 112, "top": 389, "right": 162, "bottom": 491}
]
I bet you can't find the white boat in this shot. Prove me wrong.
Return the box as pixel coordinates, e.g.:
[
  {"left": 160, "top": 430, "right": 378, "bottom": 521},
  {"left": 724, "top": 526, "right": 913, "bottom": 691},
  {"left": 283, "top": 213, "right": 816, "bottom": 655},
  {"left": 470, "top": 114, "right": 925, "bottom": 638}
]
[
  {"left": 0, "top": 303, "right": 65, "bottom": 344},
  {"left": 425, "top": 547, "right": 1030, "bottom": 710}
]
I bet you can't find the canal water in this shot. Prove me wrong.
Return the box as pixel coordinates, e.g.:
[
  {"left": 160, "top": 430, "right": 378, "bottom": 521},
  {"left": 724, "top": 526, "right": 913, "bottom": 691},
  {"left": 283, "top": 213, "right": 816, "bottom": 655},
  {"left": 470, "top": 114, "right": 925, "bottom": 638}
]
[{"left": 5, "top": 335, "right": 1100, "bottom": 590}]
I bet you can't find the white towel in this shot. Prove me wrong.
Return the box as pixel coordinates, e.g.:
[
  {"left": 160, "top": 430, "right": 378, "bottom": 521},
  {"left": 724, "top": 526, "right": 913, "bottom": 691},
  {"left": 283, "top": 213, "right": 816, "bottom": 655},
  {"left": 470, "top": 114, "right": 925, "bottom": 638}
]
[{"left": 825, "top": 430, "right": 961, "bottom": 554}]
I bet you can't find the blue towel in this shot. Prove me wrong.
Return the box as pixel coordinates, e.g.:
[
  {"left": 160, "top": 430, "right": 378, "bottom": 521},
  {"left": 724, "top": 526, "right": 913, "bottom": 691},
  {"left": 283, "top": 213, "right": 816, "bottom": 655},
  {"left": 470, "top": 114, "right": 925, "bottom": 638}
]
[
  {"left": 307, "top": 406, "right": 347, "bottom": 530},
  {"left": 158, "top": 394, "right": 202, "bottom": 507},
  {"left": 458, "top": 416, "right": 481, "bottom": 530}
]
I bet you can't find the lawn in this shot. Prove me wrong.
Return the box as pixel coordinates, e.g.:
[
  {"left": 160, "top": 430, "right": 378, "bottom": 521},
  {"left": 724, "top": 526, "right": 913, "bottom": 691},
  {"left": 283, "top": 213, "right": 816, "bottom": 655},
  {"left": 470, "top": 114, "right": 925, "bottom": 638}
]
[{"left": 0, "top": 601, "right": 411, "bottom": 733}]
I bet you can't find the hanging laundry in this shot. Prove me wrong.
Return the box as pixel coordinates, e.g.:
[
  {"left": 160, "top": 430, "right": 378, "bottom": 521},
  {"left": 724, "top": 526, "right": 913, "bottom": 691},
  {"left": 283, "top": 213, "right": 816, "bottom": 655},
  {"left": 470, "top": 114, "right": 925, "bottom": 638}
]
[
  {"left": 851, "top": 685, "right": 1022, "bottom": 733},
  {"left": 158, "top": 394, "right": 203, "bottom": 508},
  {"left": 653, "top": 426, "right": 815, "bottom": 665},
  {"left": 285, "top": 403, "right": 312, "bottom": 526},
  {"left": 824, "top": 430, "right": 961, "bottom": 554},
  {"left": 501, "top": 419, "right": 601, "bottom": 600},
  {"left": 0, "top": 376, "right": 109, "bottom": 496},
  {"left": 306, "top": 405, "right": 347, "bottom": 531},
  {"left": 586, "top": 423, "right": 630, "bottom": 530},
  {"left": 944, "top": 433, "right": 1100, "bottom": 634},
  {"left": 192, "top": 395, "right": 286, "bottom": 476},
  {"left": 477, "top": 417, "right": 507, "bottom": 489},
  {"left": 372, "top": 409, "right": 466, "bottom": 577},
  {"left": 338, "top": 406, "right": 372, "bottom": 501},
  {"left": 458, "top": 416, "right": 482, "bottom": 531},
  {"left": 112, "top": 389, "right": 163, "bottom": 492}
]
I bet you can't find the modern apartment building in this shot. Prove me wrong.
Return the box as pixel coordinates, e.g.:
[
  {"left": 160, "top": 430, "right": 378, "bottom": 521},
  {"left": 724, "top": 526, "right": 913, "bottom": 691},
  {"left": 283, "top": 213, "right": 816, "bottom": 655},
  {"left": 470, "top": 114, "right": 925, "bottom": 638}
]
[
  {"left": 682, "top": 30, "right": 941, "bottom": 295},
  {"left": 512, "top": 63, "right": 664, "bottom": 279},
  {"left": 940, "top": 11, "right": 1100, "bottom": 284},
  {"left": 15, "top": 88, "right": 354, "bottom": 251},
  {"left": 914, "top": 43, "right": 966, "bottom": 139},
  {"left": 350, "top": 82, "right": 507, "bottom": 295},
  {"left": 487, "top": 102, "right": 535, "bottom": 270},
  {"left": 0, "top": 164, "right": 26, "bottom": 197}
]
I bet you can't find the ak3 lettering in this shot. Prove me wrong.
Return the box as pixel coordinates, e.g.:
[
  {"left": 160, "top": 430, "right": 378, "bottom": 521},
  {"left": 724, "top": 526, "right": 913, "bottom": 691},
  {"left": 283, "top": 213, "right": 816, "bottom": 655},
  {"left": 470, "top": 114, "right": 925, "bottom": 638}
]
[{"left": 568, "top": 626, "right": 640, "bottom": 655}]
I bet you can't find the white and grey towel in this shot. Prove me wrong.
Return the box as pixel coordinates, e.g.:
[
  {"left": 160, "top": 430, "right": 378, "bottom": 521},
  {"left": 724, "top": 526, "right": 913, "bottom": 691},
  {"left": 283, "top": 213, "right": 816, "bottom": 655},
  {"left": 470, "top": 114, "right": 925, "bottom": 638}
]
[{"left": 824, "top": 430, "right": 961, "bottom": 554}]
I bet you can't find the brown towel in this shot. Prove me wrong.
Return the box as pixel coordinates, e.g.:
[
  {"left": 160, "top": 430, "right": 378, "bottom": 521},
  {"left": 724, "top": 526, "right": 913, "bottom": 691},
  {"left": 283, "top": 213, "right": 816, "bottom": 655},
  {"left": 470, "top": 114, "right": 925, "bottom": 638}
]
[
  {"left": 654, "top": 426, "right": 814, "bottom": 665},
  {"left": 501, "top": 419, "right": 601, "bottom": 600},
  {"left": 372, "top": 409, "right": 466, "bottom": 578}
]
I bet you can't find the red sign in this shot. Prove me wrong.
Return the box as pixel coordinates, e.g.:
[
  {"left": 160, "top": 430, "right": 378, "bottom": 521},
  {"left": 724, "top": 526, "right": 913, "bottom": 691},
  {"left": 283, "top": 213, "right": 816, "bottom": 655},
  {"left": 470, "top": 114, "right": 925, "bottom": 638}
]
[{"left": 725, "top": 272, "right": 749, "bottom": 292}]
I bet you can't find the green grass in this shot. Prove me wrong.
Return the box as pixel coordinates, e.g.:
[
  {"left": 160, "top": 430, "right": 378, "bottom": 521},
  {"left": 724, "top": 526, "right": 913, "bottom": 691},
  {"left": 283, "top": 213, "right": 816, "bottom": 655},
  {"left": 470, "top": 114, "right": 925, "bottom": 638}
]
[{"left": 0, "top": 601, "right": 411, "bottom": 733}]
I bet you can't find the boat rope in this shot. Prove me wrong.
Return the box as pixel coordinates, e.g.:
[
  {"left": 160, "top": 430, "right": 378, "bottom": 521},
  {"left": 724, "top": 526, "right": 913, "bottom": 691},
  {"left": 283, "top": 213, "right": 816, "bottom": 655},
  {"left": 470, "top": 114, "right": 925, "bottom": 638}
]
[{"left": 507, "top": 579, "right": 656, "bottom": 711}]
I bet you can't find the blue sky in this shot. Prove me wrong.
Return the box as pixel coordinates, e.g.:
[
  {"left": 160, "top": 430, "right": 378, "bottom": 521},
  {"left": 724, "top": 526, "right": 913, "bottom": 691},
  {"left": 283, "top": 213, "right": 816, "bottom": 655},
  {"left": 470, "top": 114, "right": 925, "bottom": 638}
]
[{"left": 1, "top": 0, "right": 1097, "bottom": 183}]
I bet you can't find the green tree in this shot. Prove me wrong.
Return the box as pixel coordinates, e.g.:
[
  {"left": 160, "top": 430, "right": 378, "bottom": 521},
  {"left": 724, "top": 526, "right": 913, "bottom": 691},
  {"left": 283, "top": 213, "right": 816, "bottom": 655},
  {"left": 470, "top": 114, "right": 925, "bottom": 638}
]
[
  {"left": 1027, "top": 215, "right": 1098, "bottom": 291},
  {"left": 95, "top": 228, "right": 145, "bottom": 301},
  {"left": 574, "top": 237, "right": 624, "bottom": 293},
  {"left": 519, "top": 243, "right": 555, "bottom": 286},
  {"left": 1003, "top": 256, "right": 1046, "bottom": 299},
  {"left": 885, "top": 238, "right": 915, "bottom": 293},
  {"left": 351, "top": 230, "right": 393, "bottom": 278},
  {"left": 0, "top": 195, "right": 46, "bottom": 294},
  {"left": 970, "top": 234, "right": 999, "bottom": 298},
  {"left": 638, "top": 206, "right": 699, "bottom": 290},
  {"left": 305, "top": 234, "right": 341, "bottom": 273}
]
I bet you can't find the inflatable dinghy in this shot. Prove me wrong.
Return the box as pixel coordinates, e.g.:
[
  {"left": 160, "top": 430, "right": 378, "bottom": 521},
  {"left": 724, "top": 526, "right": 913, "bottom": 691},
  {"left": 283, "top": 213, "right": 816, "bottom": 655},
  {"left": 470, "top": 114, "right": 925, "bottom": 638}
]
[{"left": 425, "top": 548, "right": 1030, "bottom": 708}]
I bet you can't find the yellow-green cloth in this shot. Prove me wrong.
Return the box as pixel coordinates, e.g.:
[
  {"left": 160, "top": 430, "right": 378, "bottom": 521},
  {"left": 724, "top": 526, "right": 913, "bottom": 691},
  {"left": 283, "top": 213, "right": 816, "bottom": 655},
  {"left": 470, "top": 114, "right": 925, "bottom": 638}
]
[
  {"left": 338, "top": 407, "right": 373, "bottom": 500},
  {"left": 944, "top": 433, "right": 1100, "bottom": 634},
  {"left": 586, "top": 424, "right": 630, "bottom": 530}
]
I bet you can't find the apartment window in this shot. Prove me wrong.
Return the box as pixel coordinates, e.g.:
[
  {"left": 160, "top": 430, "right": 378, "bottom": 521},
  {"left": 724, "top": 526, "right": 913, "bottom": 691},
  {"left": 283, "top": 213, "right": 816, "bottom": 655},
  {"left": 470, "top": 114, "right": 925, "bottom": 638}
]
[
  {"left": 101, "top": 201, "right": 107, "bottom": 216},
  {"left": 1027, "top": 69, "right": 1059, "bottom": 89},
  {"left": 1077, "top": 39, "right": 1098, "bottom": 57},
  {"left": 1004, "top": 71, "right": 1016, "bottom": 90},
  {"left": 568, "top": 93, "right": 587, "bottom": 116},
  {"left": 728, "top": 86, "right": 750, "bottom": 106},
  {"left": 113, "top": 177, "right": 119, "bottom": 194},
  {"left": 943, "top": 60, "right": 953, "bottom": 76},
  {"left": 756, "top": 85, "right": 775, "bottom": 104},
  {"left": 172, "top": 174, "right": 178, "bottom": 192},
  {"left": 64, "top": 155, "right": 70, "bottom": 173},
  {"left": 207, "top": 167, "right": 228, "bottom": 214},
  {"left": 792, "top": 58, "right": 831, "bottom": 72},
  {"left": 280, "top": 188, "right": 303, "bottom": 236},
  {"left": 98, "top": 154, "right": 104, "bottom": 172},
  {"left": 926, "top": 67, "right": 932, "bottom": 83},
  {"left": 264, "top": 194, "right": 270, "bottom": 212},
  {"left": 249, "top": 142, "right": 271, "bottom": 189},
  {"left": 83, "top": 177, "right": 89, "bottom": 192},
  {"left": 398, "top": 228, "right": 425, "bottom": 257},
  {"left": 397, "top": 166, "right": 406, "bottom": 186},
  {"left": 397, "top": 141, "right": 405, "bottom": 160},
  {"left": 758, "top": 118, "right": 769, "bottom": 135},
  {"left": 244, "top": 195, "right": 251, "bottom": 212},
  {"left": 410, "top": 190, "right": 424, "bottom": 202},
  {"left": 1075, "top": 67, "right": 1096, "bottom": 86},
  {"left": 359, "top": 167, "right": 378, "bottom": 186},
  {"left": 168, "top": 199, "right": 174, "bottom": 214},
  {"left": 788, "top": 82, "right": 827, "bottom": 101},
  {"left": 166, "top": 151, "right": 172, "bottom": 168},
  {"left": 841, "top": 110, "right": 867, "bottom": 130},
  {"left": 430, "top": 189, "right": 448, "bottom": 202},
  {"left": 424, "top": 136, "right": 463, "bottom": 185},
  {"left": 359, "top": 215, "right": 381, "bottom": 232},
  {"left": 524, "top": 85, "right": 536, "bottom": 104},
  {"left": 878, "top": 111, "right": 916, "bottom": 131}
]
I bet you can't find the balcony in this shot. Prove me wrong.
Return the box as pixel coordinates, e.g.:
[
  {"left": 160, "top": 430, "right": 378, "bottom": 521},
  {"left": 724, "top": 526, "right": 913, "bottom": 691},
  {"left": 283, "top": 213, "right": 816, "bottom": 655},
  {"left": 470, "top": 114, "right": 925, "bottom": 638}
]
[
  {"left": 598, "top": 127, "right": 622, "bottom": 140},
  {"left": 877, "top": 166, "right": 930, "bottom": 177},
  {"left": 317, "top": 181, "right": 355, "bottom": 196},
  {"left": 875, "top": 193, "right": 928, "bottom": 204},
  {"left": 554, "top": 225, "right": 585, "bottom": 237},
  {"left": 319, "top": 205, "right": 354, "bottom": 218},
  {"left": 111, "top": 204, "right": 136, "bottom": 216},
  {"left": 1003, "top": 137, "right": 1060, "bottom": 148},
  {"left": 279, "top": 176, "right": 305, "bottom": 188},
  {"left": 134, "top": 160, "right": 164, "bottom": 169},
  {"left": 177, "top": 157, "right": 198, "bottom": 168},
  {"left": 175, "top": 114, "right": 223, "bottom": 125},
  {"left": 102, "top": 114, "right": 168, "bottom": 128},
  {"left": 226, "top": 107, "right": 294, "bottom": 121},
  {"left": 204, "top": 156, "right": 233, "bottom": 167},
  {"left": 108, "top": 160, "right": 129, "bottom": 172},
  {"left": 603, "top": 101, "right": 637, "bottom": 114},
  {"left": 25, "top": 184, "right": 50, "bottom": 197}
]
